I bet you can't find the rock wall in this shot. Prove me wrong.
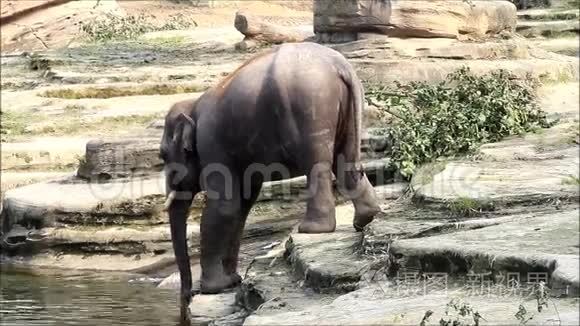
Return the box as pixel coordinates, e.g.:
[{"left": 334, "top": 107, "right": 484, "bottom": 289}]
[{"left": 314, "top": 0, "right": 518, "bottom": 41}]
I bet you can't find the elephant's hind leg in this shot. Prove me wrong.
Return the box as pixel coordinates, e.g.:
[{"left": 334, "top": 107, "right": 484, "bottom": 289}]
[
  {"left": 334, "top": 149, "right": 381, "bottom": 232},
  {"left": 298, "top": 134, "right": 337, "bottom": 234}
]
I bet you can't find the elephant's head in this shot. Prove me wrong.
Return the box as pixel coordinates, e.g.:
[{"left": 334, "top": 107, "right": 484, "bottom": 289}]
[
  {"left": 160, "top": 99, "right": 200, "bottom": 208},
  {"left": 160, "top": 99, "right": 201, "bottom": 316}
]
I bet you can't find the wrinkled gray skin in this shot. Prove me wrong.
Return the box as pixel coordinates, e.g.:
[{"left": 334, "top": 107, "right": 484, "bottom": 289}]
[{"left": 160, "top": 42, "right": 381, "bottom": 315}]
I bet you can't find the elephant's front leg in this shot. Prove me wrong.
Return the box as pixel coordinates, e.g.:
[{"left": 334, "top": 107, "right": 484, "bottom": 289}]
[
  {"left": 298, "top": 162, "right": 336, "bottom": 233},
  {"left": 200, "top": 173, "right": 245, "bottom": 294},
  {"left": 223, "top": 182, "right": 263, "bottom": 281}
]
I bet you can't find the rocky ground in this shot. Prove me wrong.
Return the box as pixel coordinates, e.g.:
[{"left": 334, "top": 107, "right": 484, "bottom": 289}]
[{"left": 1, "top": 1, "right": 579, "bottom": 325}]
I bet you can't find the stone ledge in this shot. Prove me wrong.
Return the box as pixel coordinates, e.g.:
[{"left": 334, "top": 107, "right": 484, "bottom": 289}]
[
  {"left": 244, "top": 285, "right": 579, "bottom": 325},
  {"left": 385, "top": 209, "right": 580, "bottom": 295},
  {"left": 332, "top": 37, "right": 536, "bottom": 61},
  {"left": 353, "top": 57, "right": 579, "bottom": 85},
  {"left": 286, "top": 226, "right": 368, "bottom": 292}
]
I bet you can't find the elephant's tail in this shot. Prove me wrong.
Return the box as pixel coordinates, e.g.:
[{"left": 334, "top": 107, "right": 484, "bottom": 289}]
[{"left": 337, "top": 63, "right": 364, "bottom": 164}]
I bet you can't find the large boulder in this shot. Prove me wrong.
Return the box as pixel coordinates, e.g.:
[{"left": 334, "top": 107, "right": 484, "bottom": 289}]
[
  {"left": 314, "top": 0, "right": 517, "bottom": 41},
  {"left": 76, "top": 137, "right": 163, "bottom": 180}
]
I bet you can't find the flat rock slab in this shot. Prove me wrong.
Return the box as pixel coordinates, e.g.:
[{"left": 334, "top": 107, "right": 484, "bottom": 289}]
[
  {"left": 364, "top": 212, "right": 529, "bottom": 252},
  {"left": 286, "top": 226, "right": 368, "bottom": 292},
  {"left": 0, "top": 172, "right": 71, "bottom": 193},
  {"left": 518, "top": 8, "right": 579, "bottom": 21},
  {"left": 517, "top": 19, "right": 580, "bottom": 37},
  {"left": 2, "top": 200, "right": 299, "bottom": 272},
  {"left": 353, "top": 57, "right": 579, "bottom": 85},
  {"left": 238, "top": 243, "right": 339, "bottom": 315},
  {"left": 532, "top": 37, "right": 579, "bottom": 57},
  {"left": 413, "top": 158, "right": 578, "bottom": 205},
  {"left": 244, "top": 285, "right": 579, "bottom": 325},
  {"left": 1, "top": 175, "right": 167, "bottom": 229},
  {"left": 540, "top": 84, "right": 580, "bottom": 121},
  {"left": 332, "top": 37, "right": 536, "bottom": 60},
  {"left": 1, "top": 251, "right": 175, "bottom": 273},
  {"left": 1, "top": 224, "right": 199, "bottom": 255},
  {"left": 0, "top": 158, "right": 392, "bottom": 229},
  {"left": 1, "top": 136, "right": 89, "bottom": 171},
  {"left": 412, "top": 124, "right": 579, "bottom": 206},
  {"left": 386, "top": 208, "right": 579, "bottom": 294}
]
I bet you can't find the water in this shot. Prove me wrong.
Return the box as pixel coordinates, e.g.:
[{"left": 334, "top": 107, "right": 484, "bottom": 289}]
[{"left": 0, "top": 266, "right": 183, "bottom": 326}]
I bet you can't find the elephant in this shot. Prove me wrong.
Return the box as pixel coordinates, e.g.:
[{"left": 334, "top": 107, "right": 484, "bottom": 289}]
[{"left": 160, "top": 42, "right": 382, "bottom": 310}]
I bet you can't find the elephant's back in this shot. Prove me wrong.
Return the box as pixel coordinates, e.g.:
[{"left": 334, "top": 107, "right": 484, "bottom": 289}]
[{"left": 197, "top": 42, "right": 350, "bottom": 166}]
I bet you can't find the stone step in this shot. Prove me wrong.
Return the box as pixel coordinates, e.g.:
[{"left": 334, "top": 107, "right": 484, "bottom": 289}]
[
  {"left": 0, "top": 171, "right": 71, "bottom": 193},
  {"left": 517, "top": 19, "right": 580, "bottom": 37},
  {"left": 243, "top": 207, "right": 579, "bottom": 325},
  {"left": 279, "top": 184, "right": 408, "bottom": 291},
  {"left": 1, "top": 158, "right": 396, "bottom": 233},
  {"left": 531, "top": 36, "right": 579, "bottom": 56},
  {"left": 411, "top": 123, "right": 579, "bottom": 208},
  {"left": 1, "top": 199, "right": 304, "bottom": 273},
  {"left": 0, "top": 223, "right": 201, "bottom": 255},
  {"left": 244, "top": 285, "right": 579, "bottom": 325},
  {"left": 286, "top": 226, "right": 368, "bottom": 293},
  {"left": 282, "top": 196, "right": 563, "bottom": 297},
  {"left": 332, "top": 37, "right": 535, "bottom": 61},
  {"left": 0, "top": 175, "right": 170, "bottom": 231},
  {"left": 0, "top": 251, "right": 176, "bottom": 274},
  {"left": 353, "top": 57, "right": 579, "bottom": 85},
  {"left": 518, "top": 8, "right": 579, "bottom": 21},
  {"left": 236, "top": 242, "right": 340, "bottom": 316},
  {"left": 539, "top": 83, "right": 580, "bottom": 120},
  {"left": 378, "top": 208, "right": 580, "bottom": 295},
  {"left": 1, "top": 137, "right": 89, "bottom": 171}
]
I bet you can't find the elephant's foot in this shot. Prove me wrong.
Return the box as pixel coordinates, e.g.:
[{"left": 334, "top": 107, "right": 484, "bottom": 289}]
[
  {"left": 353, "top": 203, "right": 381, "bottom": 231},
  {"left": 351, "top": 175, "right": 382, "bottom": 232},
  {"left": 200, "top": 272, "right": 242, "bottom": 294},
  {"left": 228, "top": 272, "right": 242, "bottom": 285},
  {"left": 298, "top": 216, "right": 336, "bottom": 233}
]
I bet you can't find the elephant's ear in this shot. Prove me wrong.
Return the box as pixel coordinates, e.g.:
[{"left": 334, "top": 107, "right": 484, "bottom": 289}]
[{"left": 177, "top": 113, "right": 195, "bottom": 153}]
